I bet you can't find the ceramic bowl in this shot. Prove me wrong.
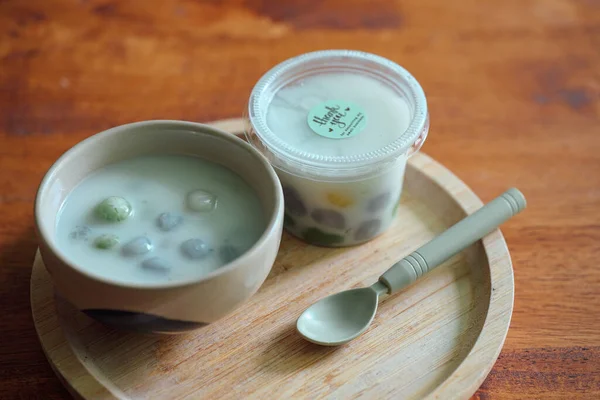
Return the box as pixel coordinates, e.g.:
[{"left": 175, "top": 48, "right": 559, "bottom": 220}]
[{"left": 34, "top": 120, "right": 284, "bottom": 334}]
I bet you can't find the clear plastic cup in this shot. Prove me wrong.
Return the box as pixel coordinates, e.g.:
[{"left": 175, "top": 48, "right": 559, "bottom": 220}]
[{"left": 245, "top": 50, "right": 429, "bottom": 247}]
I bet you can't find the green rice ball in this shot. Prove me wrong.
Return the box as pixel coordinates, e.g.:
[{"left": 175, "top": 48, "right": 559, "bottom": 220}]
[
  {"left": 94, "top": 234, "right": 119, "bottom": 250},
  {"left": 94, "top": 196, "right": 132, "bottom": 222}
]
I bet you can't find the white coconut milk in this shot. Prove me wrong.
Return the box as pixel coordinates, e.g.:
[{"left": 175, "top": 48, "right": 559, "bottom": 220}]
[{"left": 56, "top": 155, "right": 265, "bottom": 285}]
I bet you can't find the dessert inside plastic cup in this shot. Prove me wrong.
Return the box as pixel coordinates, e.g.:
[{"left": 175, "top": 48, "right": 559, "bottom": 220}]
[{"left": 246, "top": 50, "right": 429, "bottom": 247}]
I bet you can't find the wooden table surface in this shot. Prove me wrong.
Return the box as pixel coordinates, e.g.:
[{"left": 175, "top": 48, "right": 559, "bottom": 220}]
[{"left": 1, "top": 0, "right": 598, "bottom": 399}]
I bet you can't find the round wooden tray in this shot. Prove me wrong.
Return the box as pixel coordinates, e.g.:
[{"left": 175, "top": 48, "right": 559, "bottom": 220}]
[{"left": 31, "top": 118, "right": 514, "bottom": 400}]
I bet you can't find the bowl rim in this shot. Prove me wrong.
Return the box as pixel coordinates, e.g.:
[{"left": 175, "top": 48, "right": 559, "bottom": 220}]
[{"left": 34, "top": 119, "right": 284, "bottom": 290}]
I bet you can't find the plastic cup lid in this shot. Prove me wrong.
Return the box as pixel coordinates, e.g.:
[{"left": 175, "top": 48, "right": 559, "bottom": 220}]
[{"left": 248, "top": 50, "right": 429, "bottom": 178}]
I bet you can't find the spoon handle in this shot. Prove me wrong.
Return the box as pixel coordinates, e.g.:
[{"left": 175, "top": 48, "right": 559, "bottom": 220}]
[{"left": 379, "top": 188, "right": 526, "bottom": 294}]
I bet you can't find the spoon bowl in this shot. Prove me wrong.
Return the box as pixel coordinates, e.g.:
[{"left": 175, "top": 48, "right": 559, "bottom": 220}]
[{"left": 297, "top": 287, "right": 380, "bottom": 346}]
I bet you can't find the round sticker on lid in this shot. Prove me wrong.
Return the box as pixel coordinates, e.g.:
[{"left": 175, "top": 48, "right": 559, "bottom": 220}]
[{"left": 307, "top": 100, "right": 367, "bottom": 139}]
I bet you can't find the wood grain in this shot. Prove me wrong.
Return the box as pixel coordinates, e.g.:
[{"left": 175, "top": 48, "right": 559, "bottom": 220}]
[
  {"left": 30, "top": 150, "right": 514, "bottom": 399},
  {"left": 0, "top": 0, "right": 599, "bottom": 398}
]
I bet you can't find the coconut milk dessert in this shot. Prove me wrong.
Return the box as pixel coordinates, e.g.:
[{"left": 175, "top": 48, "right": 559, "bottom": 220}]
[
  {"left": 56, "top": 155, "right": 266, "bottom": 285},
  {"left": 247, "top": 50, "right": 429, "bottom": 246},
  {"left": 276, "top": 159, "right": 406, "bottom": 246}
]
